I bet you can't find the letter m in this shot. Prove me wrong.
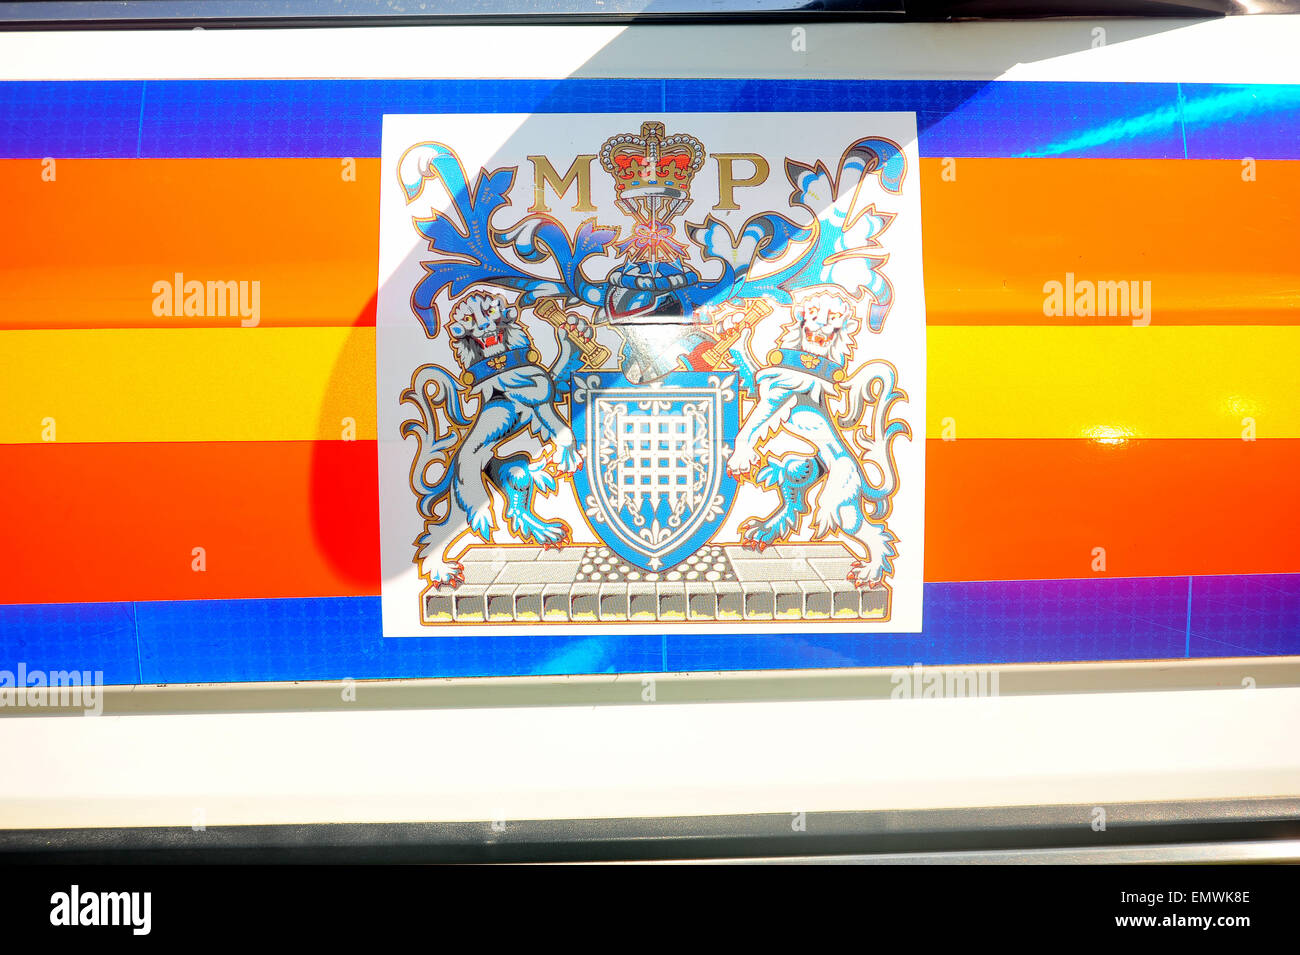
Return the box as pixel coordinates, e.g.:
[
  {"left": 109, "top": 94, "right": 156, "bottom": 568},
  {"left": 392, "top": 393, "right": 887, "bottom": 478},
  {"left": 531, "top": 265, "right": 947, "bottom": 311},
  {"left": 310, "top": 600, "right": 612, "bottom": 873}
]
[
  {"left": 945, "top": 671, "right": 979, "bottom": 698},
  {"left": 528, "top": 155, "right": 596, "bottom": 213},
  {"left": 206, "top": 280, "right": 238, "bottom": 318},
  {"left": 1098, "top": 280, "right": 1129, "bottom": 318},
  {"left": 101, "top": 892, "right": 129, "bottom": 925},
  {"left": 49, "top": 670, "right": 78, "bottom": 707}
]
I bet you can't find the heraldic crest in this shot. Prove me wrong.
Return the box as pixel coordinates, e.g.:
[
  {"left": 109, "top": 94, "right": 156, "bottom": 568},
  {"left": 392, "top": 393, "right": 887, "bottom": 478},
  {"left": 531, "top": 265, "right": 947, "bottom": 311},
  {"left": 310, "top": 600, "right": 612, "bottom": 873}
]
[{"left": 394, "top": 117, "right": 916, "bottom": 626}]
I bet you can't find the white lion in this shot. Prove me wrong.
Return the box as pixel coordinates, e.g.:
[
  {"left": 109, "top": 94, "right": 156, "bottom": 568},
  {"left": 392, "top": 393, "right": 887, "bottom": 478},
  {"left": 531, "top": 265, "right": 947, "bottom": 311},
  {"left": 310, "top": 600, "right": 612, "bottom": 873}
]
[
  {"left": 402, "top": 291, "right": 588, "bottom": 588},
  {"left": 727, "top": 285, "right": 909, "bottom": 587}
]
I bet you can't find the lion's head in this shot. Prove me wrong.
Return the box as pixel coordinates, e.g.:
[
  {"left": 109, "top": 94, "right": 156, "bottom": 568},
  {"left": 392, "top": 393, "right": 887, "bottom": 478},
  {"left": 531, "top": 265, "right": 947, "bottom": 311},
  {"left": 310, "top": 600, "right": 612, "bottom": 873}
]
[
  {"left": 447, "top": 291, "right": 528, "bottom": 370},
  {"left": 778, "top": 286, "right": 859, "bottom": 365}
]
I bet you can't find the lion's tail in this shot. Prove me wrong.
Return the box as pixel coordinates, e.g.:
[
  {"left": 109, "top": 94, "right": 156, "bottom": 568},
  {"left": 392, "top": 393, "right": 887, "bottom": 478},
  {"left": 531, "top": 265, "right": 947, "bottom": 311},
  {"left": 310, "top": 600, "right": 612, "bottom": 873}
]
[
  {"left": 400, "top": 364, "right": 474, "bottom": 520},
  {"left": 837, "top": 359, "right": 910, "bottom": 519}
]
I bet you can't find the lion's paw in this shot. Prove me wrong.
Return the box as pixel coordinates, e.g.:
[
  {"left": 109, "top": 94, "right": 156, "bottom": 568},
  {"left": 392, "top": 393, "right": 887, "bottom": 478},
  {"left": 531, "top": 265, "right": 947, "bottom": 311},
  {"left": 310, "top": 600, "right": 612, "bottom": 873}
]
[
  {"left": 422, "top": 559, "right": 465, "bottom": 589},
  {"left": 564, "top": 312, "right": 594, "bottom": 341},
  {"left": 534, "top": 521, "right": 570, "bottom": 550},
  {"left": 547, "top": 434, "right": 582, "bottom": 475},
  {"left": 739, "top": 519, "right": 782, "bottom": 551},
  {"left": 727, "top": 446, "right": 758, "bottom": 477},
  {"left": 847, "top": 559, "right": 885, "bottom": 589}
]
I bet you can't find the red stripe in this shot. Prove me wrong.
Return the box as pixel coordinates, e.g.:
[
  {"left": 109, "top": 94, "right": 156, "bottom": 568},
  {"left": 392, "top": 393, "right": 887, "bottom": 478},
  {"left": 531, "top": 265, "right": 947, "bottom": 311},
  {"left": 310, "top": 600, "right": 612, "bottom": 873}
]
[
  {"left": 2, "top": 438, "right": 1297, "bottom": 604},
  {"left": 925, "top": 438, "right": 1300, "bottom": 582},
  {"left": 0, "top": 441, "right": 379, "bottom": 604}
]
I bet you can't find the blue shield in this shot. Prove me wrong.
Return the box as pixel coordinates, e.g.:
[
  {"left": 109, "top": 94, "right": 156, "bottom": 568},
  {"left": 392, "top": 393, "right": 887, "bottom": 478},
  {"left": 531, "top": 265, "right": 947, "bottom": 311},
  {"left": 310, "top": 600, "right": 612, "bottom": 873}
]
[{"left": 571, "top": 371, "right": 739, "bottom": 572}]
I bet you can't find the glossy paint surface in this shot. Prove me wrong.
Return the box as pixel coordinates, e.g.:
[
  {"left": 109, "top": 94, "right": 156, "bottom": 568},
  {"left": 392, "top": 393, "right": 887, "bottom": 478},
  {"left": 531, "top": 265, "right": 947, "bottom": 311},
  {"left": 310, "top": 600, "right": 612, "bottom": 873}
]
[{"left": 2, "top": 70, "right": 1297, "bottom": 681}]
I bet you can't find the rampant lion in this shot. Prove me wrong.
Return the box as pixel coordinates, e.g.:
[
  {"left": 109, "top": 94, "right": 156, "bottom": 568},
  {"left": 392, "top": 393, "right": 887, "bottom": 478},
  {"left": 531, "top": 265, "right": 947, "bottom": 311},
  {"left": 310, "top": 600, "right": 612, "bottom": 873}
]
[
  {"left": 725, "top": 286, "right": 910, "bottom": 587},
  {"left": 402, "top": 290, "right": 588, "bottom": 588}
]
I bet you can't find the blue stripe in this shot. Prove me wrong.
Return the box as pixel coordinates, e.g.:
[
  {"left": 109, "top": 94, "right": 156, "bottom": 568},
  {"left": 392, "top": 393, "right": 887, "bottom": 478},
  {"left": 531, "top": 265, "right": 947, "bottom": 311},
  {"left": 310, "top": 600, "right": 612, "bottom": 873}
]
[
  {"left": 2, "top": 575, "right": 1295, "bottom": 685},
  {"left": 0, "top": 601, "right": 140, "bottom": 685},
  {"left": 0, "top": 80, "right": 144, "bottom": 158},
  {"left": 1181, "top": 84, "right": 1300, "bottom": 160},
  {"left": 1187, "top": 573, "right": 1300, "bottom": 659},
  {"left": 4, "top": 79, "right": 1300, "bottom": 160}
]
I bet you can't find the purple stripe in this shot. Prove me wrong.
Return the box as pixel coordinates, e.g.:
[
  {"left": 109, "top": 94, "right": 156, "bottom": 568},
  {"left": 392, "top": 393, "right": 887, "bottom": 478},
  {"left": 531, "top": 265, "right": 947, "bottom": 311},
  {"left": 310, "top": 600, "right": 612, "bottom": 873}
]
[{"left": 1, "top": 575, "right": 1295, "bottom": 684}]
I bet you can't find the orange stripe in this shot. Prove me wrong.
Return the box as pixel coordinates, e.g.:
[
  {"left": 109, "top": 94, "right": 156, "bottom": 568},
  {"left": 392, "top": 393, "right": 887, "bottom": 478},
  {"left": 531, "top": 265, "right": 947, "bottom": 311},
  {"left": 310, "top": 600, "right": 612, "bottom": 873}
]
[
  {"left": 0, "top": 158, "right": 378, "bottom": 329},
  {"left": 921, "top": 157, "right": 1300, "bottom": 325},
  {"left": 6, "top": 157, "right": 1300, "bottom": 329},
  {"left": 1, "top": 438, "right": 1298, "bottom": 605},
  {"left": 925, "top": 438, "right": 1300, "bottom": 582},
  {"left": 0, "top": 441, "right": 379, "bottom": 604}
]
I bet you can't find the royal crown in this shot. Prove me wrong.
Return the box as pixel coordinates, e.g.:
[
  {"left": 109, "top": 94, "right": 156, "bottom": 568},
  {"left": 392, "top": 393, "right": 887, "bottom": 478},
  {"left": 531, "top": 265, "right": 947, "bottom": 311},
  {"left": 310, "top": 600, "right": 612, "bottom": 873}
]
[{"left": 599, "top": 122, "right": 705, "bottom": 201}]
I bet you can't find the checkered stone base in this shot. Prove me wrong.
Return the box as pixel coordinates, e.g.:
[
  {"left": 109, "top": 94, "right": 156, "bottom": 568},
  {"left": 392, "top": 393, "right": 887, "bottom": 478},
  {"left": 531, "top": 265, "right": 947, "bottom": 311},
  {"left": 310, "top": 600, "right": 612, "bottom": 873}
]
[{"left": 422, "top": 543, "right": 888, "bottom": 624}]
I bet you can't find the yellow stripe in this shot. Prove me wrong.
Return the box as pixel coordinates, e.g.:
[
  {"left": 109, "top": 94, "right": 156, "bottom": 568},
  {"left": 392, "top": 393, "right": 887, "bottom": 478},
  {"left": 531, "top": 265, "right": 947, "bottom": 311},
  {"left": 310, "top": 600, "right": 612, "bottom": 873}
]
[
  {"left": 928, "top": 326, "right": 1300, "bottom": 439},
  {"left": 0, "top": 327, "right": 375, "bottom": 444},
  {"left": 1, "top": 326, "right": 1295, "bottom": 444}
]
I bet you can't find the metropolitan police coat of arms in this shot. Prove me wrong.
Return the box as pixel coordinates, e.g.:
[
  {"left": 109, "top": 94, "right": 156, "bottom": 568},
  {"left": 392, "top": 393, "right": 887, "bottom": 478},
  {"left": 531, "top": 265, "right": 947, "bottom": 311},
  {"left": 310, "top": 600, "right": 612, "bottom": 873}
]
[{"left": 376, "top": 113, "right": 927, "bottom": 636}]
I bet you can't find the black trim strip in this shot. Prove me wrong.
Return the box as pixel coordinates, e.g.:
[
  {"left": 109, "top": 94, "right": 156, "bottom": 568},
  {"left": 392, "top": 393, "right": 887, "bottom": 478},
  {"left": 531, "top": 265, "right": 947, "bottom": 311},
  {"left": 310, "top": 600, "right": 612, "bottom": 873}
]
[
  {"left": 0, "top": 0, "right": 1290, "bottom": 32},
  {"left": 3, "top": 797, "right": 1296, "bottom": 863}
]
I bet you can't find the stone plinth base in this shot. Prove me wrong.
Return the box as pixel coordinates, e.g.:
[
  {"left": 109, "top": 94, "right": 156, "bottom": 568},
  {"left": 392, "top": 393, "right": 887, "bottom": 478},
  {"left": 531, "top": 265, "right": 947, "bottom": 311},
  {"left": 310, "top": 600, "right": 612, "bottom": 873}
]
[{"left": 422, "top": 543, "right": 888, "bottom": 624}]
